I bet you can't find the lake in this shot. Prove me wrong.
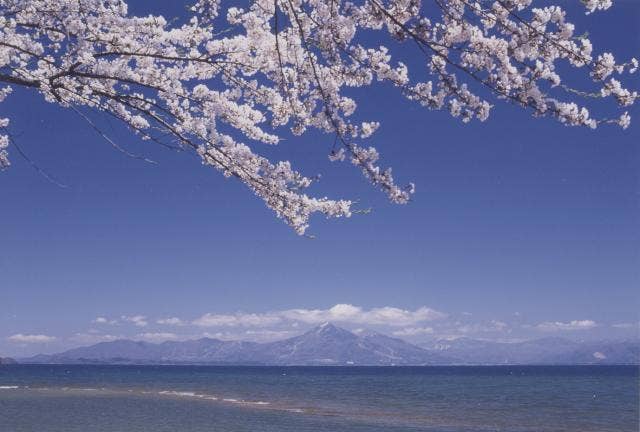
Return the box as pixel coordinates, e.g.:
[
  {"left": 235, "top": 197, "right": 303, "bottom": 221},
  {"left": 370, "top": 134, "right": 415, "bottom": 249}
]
[{"left": 0, "top": 365, "right": 638, "bottom": 431}]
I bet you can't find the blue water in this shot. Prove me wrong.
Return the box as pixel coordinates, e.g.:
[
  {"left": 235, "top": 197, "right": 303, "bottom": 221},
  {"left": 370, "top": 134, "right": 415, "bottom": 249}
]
[{"left": 0, "top": 365, "right": 637, "bottom": 432}]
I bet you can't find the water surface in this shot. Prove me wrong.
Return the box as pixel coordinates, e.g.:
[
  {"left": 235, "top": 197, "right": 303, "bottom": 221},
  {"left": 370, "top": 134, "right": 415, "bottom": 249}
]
[{"left": 0, "top": 365, "right": 637, "bottom": 431}]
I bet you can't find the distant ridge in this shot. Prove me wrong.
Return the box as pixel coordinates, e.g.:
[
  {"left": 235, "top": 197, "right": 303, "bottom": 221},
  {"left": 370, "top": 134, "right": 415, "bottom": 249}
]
[
  {"left": 21, "top": 323, "right": 453, "bottom": 366},
  {"left": 20, "top": 324, "right": 640, "bottom": 366},
  {"left": 422, "top": 337, "right": 639, "bottom": 365}
]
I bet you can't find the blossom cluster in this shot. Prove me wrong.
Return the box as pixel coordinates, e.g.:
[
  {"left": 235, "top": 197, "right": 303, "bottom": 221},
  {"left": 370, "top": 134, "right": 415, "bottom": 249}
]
[
  {"left": 0, "top": 86, "right": 11, "bottom": 168},
  {"left": 0, "top": 0, "right": 636, "bottom": 232}
]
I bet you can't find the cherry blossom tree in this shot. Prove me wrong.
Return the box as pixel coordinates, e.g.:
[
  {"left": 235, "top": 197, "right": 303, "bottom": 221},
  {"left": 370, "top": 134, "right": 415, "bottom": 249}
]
[{"left": 0, "top": 0, "right": 636, "bottom": 233}]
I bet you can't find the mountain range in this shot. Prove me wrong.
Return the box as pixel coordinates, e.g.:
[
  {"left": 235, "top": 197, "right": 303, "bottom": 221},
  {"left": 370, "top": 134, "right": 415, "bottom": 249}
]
[
  {"left": 17, "top": 323, "right": 639, "bottom": 366},
  {"left": 421, "top": 337, "right": 640, "bottom": 365}
]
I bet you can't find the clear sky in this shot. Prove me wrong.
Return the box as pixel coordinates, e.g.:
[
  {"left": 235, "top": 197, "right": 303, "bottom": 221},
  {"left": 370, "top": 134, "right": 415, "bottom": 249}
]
[{"left": 1, "top": 1, "right": 639, "bottom": 357}]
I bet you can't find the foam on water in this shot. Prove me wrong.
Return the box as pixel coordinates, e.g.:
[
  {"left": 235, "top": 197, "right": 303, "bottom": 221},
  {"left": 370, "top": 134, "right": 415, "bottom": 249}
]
[
  {"left": 35, "top": 386, "right": 276, "bottom": 410},
  {"left": 155, "top": 389, "right": 271, "bottom": 406}
]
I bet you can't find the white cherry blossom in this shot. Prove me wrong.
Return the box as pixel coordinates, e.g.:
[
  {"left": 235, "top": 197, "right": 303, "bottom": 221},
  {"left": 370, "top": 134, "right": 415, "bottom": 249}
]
[{"left": 0, "top": 0, "right": 636, "bottom": 233}]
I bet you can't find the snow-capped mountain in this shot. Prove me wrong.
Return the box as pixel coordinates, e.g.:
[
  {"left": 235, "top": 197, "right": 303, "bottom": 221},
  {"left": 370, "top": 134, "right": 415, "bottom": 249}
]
[{"left": 22, "top": 323, "right": 453, "bottom": 366}]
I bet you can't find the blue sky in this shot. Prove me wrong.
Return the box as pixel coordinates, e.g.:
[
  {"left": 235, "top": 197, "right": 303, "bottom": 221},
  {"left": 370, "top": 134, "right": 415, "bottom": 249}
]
[{"left": 1, "top": 1, "right": 639, "bottom": 357}]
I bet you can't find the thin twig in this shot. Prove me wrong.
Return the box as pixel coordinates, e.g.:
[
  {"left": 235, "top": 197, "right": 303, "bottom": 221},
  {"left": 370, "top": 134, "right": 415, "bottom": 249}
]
[
  {"left": 1, "top": 126, "right": 68, "bottom": 188},
  {"left": 69, "top": 106, "right": 158, "bottom": 165}
]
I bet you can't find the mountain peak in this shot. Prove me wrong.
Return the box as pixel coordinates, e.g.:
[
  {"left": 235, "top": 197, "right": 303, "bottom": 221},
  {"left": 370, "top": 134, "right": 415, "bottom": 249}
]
[
  {"left": 318, "top": 321, "right": 335, "bottom": 330},
  {"left": 310, "top": 322, "right": 350, "bottom": 336}
]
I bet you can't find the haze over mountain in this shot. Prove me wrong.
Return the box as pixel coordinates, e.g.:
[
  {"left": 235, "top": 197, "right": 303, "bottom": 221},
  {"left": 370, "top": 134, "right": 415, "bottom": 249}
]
[
  {"left": 422, "top": 337, "right": 640, "bottom": 365},
  {"left": 19, "top": 324, "right": 639, "bottom": 366}
]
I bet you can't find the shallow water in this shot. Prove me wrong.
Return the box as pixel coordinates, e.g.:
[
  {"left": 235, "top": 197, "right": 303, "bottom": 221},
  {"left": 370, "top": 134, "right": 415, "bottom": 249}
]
[{"left": 0, "top": 365, "right": 637, "bottom": 431}]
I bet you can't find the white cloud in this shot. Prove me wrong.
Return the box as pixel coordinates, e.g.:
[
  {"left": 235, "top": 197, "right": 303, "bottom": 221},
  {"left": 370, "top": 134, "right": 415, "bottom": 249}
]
[
  {"left": 8, "top": 334, "right": 56, "bottom": 343},
  {"left": 157, "top": 317, "right": 185, "bottom": 326},
  {"left": 491, "top": 320, "right": 508, "bottom": 331},
  {"left": 70, "top": 333, "right": 120, "bottom": 344},
  {"left": 283, "top": 304, "right": 447, "bottom": 326},
  {"left": 392, "top": 327, "right": 434, "bottom": 337},
  {"left": 535, "top": 320, "right": 597, "bottom": 332},
  {"left": 200, "top": 329, "right": 296, "bottom": 342},
  {"left": 121, "top": 315, "right": 148, "bottom": 327},
  {"left": 136, "top": 332, "right": 179, "bottom": 342},
  {"left": 193, "top": 312, "right": 282, "bottom": 328},
  {"left": 93, "top": 317, "right": 118, "bottom": 325},
  {"left": 457, "top": 320, "right": 509, "bottom": 334},
  {"left": 611, "top": 322, "right": 639, "bottom": 329},
  {"left": 243, "top": 329, "right": 296, "bottom": 341},
  {"left": 593, "top": 351, "right": 607, "bottom": 360},
  {"left": 193, "top": 304, "right": 447, "bottom": 328},
  {"left": 202, "top": 331, "right": 229, "bottom": 340}
]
